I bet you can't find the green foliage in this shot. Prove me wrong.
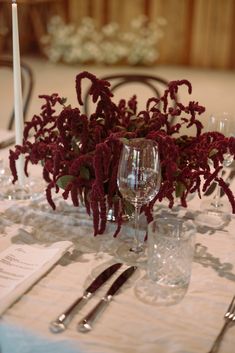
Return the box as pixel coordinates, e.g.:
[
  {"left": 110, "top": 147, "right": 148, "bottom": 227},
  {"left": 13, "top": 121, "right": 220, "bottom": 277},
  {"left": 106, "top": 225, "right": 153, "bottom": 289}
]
[
  {"left": 56, "top": 175, "right": 75, "bottom": 189},
  {"left": 175, "top": 181, "right": 186, "bottom": 198}
]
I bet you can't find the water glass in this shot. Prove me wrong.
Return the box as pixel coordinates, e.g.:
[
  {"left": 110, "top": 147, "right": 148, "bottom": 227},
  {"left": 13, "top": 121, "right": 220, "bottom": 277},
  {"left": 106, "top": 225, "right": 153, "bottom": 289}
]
[{"left": 135, "top": 217, "right": 196, "bottom": 305}]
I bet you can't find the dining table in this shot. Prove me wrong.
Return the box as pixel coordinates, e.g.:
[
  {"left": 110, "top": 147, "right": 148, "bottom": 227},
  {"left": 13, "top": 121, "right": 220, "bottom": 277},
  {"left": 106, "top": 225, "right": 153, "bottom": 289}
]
[{"left": 0, "top": 142, "right": 235, "bottom": 353}]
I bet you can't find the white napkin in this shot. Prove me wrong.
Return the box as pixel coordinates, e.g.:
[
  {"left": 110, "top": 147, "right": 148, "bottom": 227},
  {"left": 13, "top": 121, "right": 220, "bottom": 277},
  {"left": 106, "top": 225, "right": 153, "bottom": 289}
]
[{"left": 0, "top": 241, "right": 73, "bottom": 315}]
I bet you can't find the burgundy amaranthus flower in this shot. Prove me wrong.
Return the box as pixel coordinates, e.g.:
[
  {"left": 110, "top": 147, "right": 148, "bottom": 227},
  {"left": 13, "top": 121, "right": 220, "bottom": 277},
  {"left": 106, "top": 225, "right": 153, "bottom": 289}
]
[{"left": 9, "top": 71, "right": 235, "bottom": 235}]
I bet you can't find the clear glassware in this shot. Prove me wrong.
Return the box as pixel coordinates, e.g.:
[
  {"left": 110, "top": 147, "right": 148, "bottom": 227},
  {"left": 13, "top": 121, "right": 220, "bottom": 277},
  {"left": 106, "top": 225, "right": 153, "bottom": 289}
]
[
  {"left": 116, "top": 138, "right": 161, "bottom": 264},
  {"left": 135, "top": 217, "right": 196, "bottom": 305},
  {"left": 200, "top": 113, "right": 234, "bottom": 225},
  {"left": 0, "top": 157, "right": 44, "bottom": 201},
  {"left": 0, "top": 158, "right": 12, "bottom": 187}
]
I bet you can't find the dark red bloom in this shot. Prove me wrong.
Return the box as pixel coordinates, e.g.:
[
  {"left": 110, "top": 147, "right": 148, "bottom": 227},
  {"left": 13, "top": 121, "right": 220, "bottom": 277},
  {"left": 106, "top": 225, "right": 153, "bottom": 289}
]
[{"left": 8, "top": 71, "right": 235, "bottom": 236}]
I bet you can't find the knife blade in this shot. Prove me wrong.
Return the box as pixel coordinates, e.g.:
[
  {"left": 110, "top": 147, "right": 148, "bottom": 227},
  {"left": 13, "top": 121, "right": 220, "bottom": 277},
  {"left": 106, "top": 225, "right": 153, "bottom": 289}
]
[
  {"left": 77, "top": 266, "right": 137, "bottom": 333},
  {"left": 49, "top": 262, "right": 122, "bottom": 333}
]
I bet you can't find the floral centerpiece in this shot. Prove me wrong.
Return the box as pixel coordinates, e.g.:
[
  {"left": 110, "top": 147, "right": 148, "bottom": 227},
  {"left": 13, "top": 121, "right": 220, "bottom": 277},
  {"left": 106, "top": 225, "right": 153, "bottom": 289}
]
[{"left": 9, "top": 72, "right": 235, "bottom": 236}]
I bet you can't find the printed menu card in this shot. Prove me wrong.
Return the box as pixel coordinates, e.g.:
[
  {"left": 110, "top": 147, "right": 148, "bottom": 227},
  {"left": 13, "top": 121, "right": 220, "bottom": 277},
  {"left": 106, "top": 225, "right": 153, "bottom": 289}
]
[{"left": 0, "top": 241, "right": 73, "bottom": 315}]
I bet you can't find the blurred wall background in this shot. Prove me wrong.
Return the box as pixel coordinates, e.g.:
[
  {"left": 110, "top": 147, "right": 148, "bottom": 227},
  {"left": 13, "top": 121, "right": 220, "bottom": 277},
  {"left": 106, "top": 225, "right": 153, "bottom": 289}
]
[{"left": 0, "top": 0, "right": 235, "bottom": 69}]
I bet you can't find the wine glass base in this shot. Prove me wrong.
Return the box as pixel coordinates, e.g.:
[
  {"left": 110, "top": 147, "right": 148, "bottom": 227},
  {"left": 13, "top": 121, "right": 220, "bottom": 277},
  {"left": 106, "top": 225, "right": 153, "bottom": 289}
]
[
  {"left": 198, "top": 199, "right": 231, "bottom": 229},
  {"left": 202, "top": 198, "right": 231, "bottom": 212},
  {"left": 134, "top": 276, "right": 188, "bottom": 306},
  {"left": 115, "top": 242, "right": 147, "bottom": 266},
  {"left": 194, "top": 210, "right": 230, "bottom": 230},
  {"left": 0, "top": 177, "right": 45, "bottom": 201}
]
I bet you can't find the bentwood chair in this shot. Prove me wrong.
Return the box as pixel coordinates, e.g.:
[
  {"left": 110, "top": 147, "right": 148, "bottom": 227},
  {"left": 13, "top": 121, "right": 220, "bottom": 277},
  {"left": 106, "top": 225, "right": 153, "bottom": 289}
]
[
  {"left": 83, "top": 73, "right": 178, "bottom": 124},
  {"left": 0, "top": 56, "right": 34, "bottom": 131}
]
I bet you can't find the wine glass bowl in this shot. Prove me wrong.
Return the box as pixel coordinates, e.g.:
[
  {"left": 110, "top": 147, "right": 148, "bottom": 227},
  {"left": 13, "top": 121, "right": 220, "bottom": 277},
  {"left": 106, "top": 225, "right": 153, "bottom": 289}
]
[
  {"left": 208, "top": 113, "right": 233, "bottom": 168},
  {"left": 200, "top": 112, "right": 234, "bottom": 223},
  {"left": 116, "top": 138, "right": 161, "bottom": 262}
]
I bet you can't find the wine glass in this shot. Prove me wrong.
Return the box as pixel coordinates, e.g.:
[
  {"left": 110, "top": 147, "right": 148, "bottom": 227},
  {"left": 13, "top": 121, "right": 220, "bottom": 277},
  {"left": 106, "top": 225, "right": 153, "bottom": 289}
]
[
  {"left": 199, "top": 112, "right": 234, "bottom": 227},
  {"left": 0, "top": 158, "right": 12, "bottom": 187},
  {"left": 116, "top": 138, "right": 161, "bottom": 264},
  {"left": 0, "top": 157, "right": 44, "bottom": 201}
]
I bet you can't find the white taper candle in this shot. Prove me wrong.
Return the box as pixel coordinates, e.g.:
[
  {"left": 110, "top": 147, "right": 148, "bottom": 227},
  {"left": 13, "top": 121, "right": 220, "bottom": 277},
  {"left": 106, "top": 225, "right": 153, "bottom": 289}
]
[{"left": 12, "top": 0, "right": 25, "bottom": 186}]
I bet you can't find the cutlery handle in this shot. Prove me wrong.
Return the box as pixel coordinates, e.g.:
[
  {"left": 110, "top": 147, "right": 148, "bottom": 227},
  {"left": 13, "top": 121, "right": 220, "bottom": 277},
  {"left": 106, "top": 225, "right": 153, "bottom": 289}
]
[
  {"left": 50, "top": 292, "right": 92, "bottom": 333},
  {"left": 208, "top": 321, "right": 231, "bottom": 353},
  {"left": 77, "top": 296, "right": 111, "bottom": 333}
]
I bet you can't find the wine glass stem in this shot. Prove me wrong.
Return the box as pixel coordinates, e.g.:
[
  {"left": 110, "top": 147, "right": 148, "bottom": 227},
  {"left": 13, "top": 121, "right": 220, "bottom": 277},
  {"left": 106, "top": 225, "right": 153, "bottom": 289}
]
[
  {"left": 212, "top": 169, "right": 223, "bottom": 208},
  {"left": 131, "top": 205, "right": 142, "bottom": 253}
]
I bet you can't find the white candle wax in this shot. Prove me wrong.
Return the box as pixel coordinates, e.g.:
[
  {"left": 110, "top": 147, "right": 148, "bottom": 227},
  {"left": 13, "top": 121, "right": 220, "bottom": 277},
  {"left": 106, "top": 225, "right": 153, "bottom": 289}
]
[{"left": 12, "top": 0, "right": 25, "bottom": 186}]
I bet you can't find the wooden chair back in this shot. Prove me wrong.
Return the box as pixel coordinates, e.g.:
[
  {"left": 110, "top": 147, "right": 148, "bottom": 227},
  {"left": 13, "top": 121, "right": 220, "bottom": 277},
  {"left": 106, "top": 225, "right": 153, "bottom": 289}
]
[{"left": 0, "top": 56, "right": 34, "bottom": 130}]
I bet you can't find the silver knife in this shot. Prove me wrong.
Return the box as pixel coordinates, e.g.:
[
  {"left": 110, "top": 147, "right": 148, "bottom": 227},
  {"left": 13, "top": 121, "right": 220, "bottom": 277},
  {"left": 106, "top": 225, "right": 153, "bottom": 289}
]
[
  {"left": 77, "top": 266, "right": 137, "bottom": 333},
  {"left": 49, "top": 262, "right": 122, "bottom": 333}
]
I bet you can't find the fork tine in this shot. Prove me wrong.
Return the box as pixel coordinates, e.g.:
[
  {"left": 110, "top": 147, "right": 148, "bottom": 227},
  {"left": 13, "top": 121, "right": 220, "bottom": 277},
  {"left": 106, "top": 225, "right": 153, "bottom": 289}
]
[{"left": 225, "top": 295, "right": 235, "bottom": 318}]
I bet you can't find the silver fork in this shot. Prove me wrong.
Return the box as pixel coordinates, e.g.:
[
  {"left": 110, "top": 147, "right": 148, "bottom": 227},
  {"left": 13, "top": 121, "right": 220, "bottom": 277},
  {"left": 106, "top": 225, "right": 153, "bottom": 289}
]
[{"left": 208, "top": 295, "right": 235, "bottom": 353}]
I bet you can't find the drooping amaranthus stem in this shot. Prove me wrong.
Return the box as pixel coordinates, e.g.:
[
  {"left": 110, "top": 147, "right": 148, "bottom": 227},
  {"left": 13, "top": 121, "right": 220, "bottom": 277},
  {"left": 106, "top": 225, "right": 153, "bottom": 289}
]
[{"left": 8, "top": 72, "right": 235, "bottom": 235}]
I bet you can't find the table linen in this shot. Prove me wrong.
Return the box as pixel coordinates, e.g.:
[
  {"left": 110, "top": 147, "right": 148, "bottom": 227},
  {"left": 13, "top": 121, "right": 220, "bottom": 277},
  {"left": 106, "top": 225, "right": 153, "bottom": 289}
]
[{"left": 0, "top": 146, "right": 235, "bottom": 353}]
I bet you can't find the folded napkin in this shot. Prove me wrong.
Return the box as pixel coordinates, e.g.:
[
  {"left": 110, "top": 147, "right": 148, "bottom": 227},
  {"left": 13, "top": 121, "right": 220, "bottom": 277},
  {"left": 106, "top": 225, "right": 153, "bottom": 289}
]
[{"left": 0, "top": 241, "right": 73, "bottom": 316}]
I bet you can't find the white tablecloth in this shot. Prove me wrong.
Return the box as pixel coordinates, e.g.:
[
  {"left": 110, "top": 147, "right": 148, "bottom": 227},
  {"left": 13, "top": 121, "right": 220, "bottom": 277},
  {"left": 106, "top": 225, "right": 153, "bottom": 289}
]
[{"left": 0, "top": 147, "right": 235, "bottom": 353}]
